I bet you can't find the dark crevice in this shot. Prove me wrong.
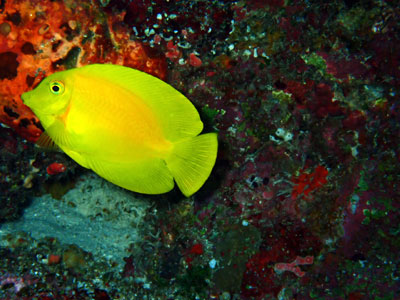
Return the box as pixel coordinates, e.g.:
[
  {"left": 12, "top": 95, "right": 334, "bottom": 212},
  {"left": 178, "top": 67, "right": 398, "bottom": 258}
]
[{"left": 4, "top": 106, "right": 19, "bottom": 119}]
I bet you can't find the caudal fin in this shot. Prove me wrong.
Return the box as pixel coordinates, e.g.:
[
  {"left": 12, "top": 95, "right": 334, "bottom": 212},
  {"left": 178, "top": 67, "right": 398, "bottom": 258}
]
[{"left": 166, "top": 133, "right": 218, "bottom": 197}]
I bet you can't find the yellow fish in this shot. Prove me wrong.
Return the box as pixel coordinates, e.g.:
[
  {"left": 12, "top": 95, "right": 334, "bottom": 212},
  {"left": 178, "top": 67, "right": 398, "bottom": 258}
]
[{"left": 22, "top": 64, "right": 218, "bottom": 197}]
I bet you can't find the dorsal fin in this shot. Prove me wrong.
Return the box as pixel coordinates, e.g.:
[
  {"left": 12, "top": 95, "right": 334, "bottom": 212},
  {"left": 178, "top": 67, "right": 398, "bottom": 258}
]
[{"left": 76, "top": 64, "right": 204, "bottom": 142}]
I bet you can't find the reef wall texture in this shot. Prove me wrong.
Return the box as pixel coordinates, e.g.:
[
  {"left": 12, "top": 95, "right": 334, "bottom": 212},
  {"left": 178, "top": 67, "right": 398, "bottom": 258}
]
[
  {"left": 0, "top": 0, "right": 166, "bottom": 142},
  {"left": 0, "top": 0, "right": 399, "bottom": 299}
]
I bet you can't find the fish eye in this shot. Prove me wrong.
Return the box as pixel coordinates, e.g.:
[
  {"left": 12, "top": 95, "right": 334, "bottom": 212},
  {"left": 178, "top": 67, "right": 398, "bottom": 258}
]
[{"left": 49, "top": 81, "right": 65, "bottom": 95}]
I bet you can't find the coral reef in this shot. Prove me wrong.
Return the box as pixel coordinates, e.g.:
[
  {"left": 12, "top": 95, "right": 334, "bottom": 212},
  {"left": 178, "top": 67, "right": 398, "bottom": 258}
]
[
  {"left": 0, "top": 0, "right": 166, "bottom": 142},
  {"left": 0, "top": 0, "right": 399, "bottom": 299}
]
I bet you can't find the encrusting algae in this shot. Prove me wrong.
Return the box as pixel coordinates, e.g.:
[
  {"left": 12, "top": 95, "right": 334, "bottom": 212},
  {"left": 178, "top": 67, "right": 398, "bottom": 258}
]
[{"left": 22, "top": 64, "right": 218, "bottom": 197}]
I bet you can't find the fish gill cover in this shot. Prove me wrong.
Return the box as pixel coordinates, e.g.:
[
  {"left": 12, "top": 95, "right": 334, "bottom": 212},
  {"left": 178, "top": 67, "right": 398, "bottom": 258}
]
[{"left": 0, "top": 0, "right": 399, "bottom": 299}]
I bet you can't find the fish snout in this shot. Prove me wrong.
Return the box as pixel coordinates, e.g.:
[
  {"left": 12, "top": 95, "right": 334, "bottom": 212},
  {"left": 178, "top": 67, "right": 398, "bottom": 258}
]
[{"left": 21, "top": 91, "right": 32, "bottom": 106}]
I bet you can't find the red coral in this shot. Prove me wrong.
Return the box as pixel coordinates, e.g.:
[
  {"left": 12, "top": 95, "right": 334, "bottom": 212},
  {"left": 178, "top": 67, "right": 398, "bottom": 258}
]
[
  {"left": 188, "top": 53, "right": 202, "bottom": 67},
  {"left": 47, "top": 254, "right": 61, "bottom": 265},
  {"left": 184, "top": 243, "right": 204, "bottom": 268},
  {"left": 291, "top": 165, "right": 329, "bottom": 200},
  {"left": 0, "top": 0, "right": 166, "bottom": 142},
  {"left": 190, "top": 243, "right": 204, "bottom": 255},
  {"left": 46, "top": 162, "right": 66, "bottom": 175},
  {"left": 165, "top": 41, "right": 181, "bottom": 60}
]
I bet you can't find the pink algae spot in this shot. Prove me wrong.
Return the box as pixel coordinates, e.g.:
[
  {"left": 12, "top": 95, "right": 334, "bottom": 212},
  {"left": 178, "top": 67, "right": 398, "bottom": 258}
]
[
  {"left": 153, "top": 34, "right": 161, "bottom": 44},
  {"left": 46, "top": 162, "right": 66, "bottom": 175},
  {"left": 48, "top": 254, "right": 61, "bottom": 265},
  {"left": 274, "top": 255, "right": 314, "bottom": 277},
  {"left": 262, "top": 190, "right": 274, "bottom": 200},
  {"left": 165, "top": 41, "right": 180, "bottom": 60},
  {"left": 206, "top": 71, "right": 216, "bottom": 77},
  {"left": 188, "top": 53, "right": 202, "bottom": 67}
]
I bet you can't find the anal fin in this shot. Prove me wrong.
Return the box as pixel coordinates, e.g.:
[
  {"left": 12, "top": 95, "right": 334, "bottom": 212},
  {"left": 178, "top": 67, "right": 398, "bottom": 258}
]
[{"left": 86, "top": 157, "right": 175, "bottom": 195}]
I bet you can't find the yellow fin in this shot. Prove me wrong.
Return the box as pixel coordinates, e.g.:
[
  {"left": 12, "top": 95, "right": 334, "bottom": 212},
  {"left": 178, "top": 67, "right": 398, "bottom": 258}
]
[
  {"left": 36, "top": 132, "right": 60, "bottom": 150},
  {"left": 166, "top": 133, "right": 218, "bottom": 197},
  {"left": 77, "top": 64, "right": 203, "bottom": 141},
  {"left": 62, "top": 148, "right": 89, "bottom": 169},
  {"left": 86, "top": 157, "right": 174, "bottom": 195}
]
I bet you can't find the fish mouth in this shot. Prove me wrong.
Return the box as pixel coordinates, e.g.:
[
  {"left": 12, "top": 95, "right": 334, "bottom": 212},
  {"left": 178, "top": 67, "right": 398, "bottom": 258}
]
[
  {"left": 21, "top": 90, "right": 53, "bottom": 116},
  {"left": 21, "top": 90, "right": 39, "bottom": 112},
  {"left": 21, "top": 91, "right": 44, "bottom": 115},
  {"left": 21, "top": 91, "right": 31, "bottom": 106}
]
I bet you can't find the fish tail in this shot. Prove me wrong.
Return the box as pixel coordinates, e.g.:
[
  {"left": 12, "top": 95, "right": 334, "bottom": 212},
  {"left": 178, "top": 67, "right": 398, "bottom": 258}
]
[{"left": 166, "top": 133, "right": 218, "bottom": 197}]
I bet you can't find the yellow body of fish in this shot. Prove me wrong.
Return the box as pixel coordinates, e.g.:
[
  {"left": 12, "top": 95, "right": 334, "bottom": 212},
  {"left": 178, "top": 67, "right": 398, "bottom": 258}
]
[{"left": 22, "top": 64, "right": 218, "bottom": 196}]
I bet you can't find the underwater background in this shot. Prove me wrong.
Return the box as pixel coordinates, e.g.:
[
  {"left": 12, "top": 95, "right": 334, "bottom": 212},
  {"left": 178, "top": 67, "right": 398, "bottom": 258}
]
[{"left": 0, "top": 0, "right": 399, "bottom": 299}]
